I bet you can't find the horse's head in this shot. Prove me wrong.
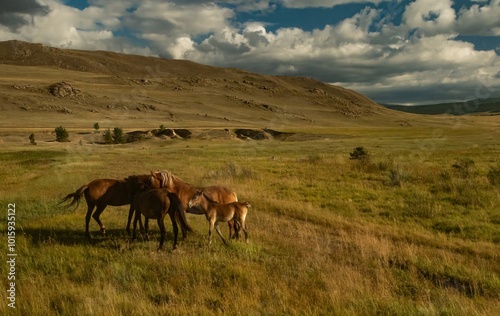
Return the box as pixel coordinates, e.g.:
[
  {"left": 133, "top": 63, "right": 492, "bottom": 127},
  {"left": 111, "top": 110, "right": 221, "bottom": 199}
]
[
  {"left": 188, "top": 189, "right": 203, "bottom": 208},
  {"left": 148, "top": 172, "right": 161, "bottom": 188}
]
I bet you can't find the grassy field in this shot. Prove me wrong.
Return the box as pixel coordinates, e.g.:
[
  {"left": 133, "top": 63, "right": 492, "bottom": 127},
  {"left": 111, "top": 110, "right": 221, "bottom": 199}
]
[{"left": 0, "top": 124, "right": 499, "bottom": 315}]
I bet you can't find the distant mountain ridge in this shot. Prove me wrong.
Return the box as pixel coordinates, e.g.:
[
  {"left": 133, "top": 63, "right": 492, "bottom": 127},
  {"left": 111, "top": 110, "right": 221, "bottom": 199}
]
[{"left": 382, "top": 98, "right": 500, "bottom": 116}]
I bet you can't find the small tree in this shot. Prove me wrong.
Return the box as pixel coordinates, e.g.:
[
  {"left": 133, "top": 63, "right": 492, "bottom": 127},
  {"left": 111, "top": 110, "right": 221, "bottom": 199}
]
[
  {"left": 29, "top": 133, "right": 37, "bottom": 145},
  {"left": 159, "top": 124, "right": 166, "bottom": 132},
  {"left": 55, "top": 126, "right": 69, "bottom": 142},
  {"left": 103, "top": 129, "right": 113, "bottom": 144},
  {"left": 112, "top": 127, "right": 126, "bottom": 144},
  {"left": 93, "top": 122, "right": 100, "bottom": 133}
]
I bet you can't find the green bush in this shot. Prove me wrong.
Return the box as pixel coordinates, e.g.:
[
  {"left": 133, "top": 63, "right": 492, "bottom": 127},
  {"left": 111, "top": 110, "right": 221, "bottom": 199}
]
[
  {"left": 103, "top": 129, "right": 113, "bottom": 144},
  {"left": 350, "top": 147, "right": 369, "bottom": 161},
  {"left": 29, "top": 133, "right": 37, "bottom": 145},
  {"left": 112, "top": 127, "right": 126, "bottom": 144},
  {"left": 93, "top": 122, "right": 100, "bottom": 133},
  {"left": 55, "top": 126, "right": 69, "bottom": 142}
]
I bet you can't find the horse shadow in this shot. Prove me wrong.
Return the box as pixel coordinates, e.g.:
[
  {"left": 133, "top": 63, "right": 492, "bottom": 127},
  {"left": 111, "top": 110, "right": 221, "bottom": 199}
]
[{"left": 21, "top": 227, "right": 175, "bottom": 247}]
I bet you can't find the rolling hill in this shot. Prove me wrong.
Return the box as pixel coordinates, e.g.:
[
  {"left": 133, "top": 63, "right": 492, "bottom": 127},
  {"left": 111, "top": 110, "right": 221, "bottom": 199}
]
[
  {"left": 383, "top": 99, "right": 500, "bottom": 116},
  {"left": 0, "top": 40, "right": 407, "bottom": 133}
]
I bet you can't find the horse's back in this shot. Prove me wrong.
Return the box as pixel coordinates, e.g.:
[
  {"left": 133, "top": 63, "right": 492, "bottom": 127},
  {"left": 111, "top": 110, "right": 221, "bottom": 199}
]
[
  {"left": 87, "top": 178, "right": 130, "bottom": 206},
  {"left": 204, "top": 186, "right": 238, "bottom": 204}
]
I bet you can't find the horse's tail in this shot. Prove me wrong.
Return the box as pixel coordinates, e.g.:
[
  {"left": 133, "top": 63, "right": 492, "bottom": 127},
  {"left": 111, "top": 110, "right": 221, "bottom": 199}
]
[
  {"left": 168, "top": 192, "right": 193, "bottom": 235},
  {"left": 60, "top": 184, "right": 88, "bottom": 209}
]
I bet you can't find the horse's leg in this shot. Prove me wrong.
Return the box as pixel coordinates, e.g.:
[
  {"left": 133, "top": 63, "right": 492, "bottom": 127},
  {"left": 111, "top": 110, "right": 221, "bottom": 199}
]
[
  {"left": 169, "top": 212, "right": 179, "bottom": 250},
  {"left": 208, "top": 217, "right": 215, "bottom": 244},
  {"left": 239, "top": 219, "right": 249, "bottom": 243},
  {"left": 157, "top": 217, "right": 165, "bottom": 250},
  {"left": 132, "top": 210, "right": 139, "bottom": 241},
  {"left": 144, "top": 217, "right": 149, "bottom": 241},
  {"left": 126, "top": 205, "right": 134, "bottom": 235},
  {"left": 215, "top": 222, "right": 228, "bottom": 245},
  {"left": 228, "top": 219, "right": 236, "bottom": 239},
  {"left": 85, "top": 202, "right": 95, "bottom": 238},
  {"left": 92, "top": 205, "right": 107, "bottom": 236}
]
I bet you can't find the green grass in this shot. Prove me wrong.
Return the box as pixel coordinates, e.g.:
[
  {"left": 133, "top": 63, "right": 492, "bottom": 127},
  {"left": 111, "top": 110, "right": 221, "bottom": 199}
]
[{"left": 0, "top": 127, "right": 499, "bottom": 315}]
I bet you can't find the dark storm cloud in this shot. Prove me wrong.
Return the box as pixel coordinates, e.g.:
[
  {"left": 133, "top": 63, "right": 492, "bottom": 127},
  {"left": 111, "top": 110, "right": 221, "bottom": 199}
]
[{"left": 0, "top": 0, "right": 50, "bottom": 31}]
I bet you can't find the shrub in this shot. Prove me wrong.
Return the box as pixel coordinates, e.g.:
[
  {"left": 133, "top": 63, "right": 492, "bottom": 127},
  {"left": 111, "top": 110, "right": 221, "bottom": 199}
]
[
  {"left": 29, "top": 133, "right": 37, "bottom": 145},
  {"left": 388, "top": 166, "right": 405, "bottom": 187},
  {"left": 487, "top": 165, "right": 500, "bottom": 186},
  {"left": 349, "top": 147, "right": 376, "bottom": 172},
  {"left": 55, "top": 126, "right": 69, "bottom": 142},
  {"left": 350, "top": 147, "right": 369, "bottom": 161},
  {"left": 103, "top": 129, "right": 113, "bottom": 144},
  {"left": 452, "top": 158, "right": 475, "bottom": 178},
  {"left": 112, "top": 127, "right": 126, "bottom": 144},
  {"left": 93, "top": 122, "right": 100, "bottom": 133}
]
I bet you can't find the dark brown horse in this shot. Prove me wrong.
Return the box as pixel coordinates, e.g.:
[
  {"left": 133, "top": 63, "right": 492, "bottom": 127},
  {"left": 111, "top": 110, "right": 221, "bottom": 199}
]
[
  {"left": 132, "top": 186, "right": 192, "bottom": 250},
  {"left": 60, "top": 175, "right": 156, "bottom": 237},
  {"left": 188, "top": 189, "right": 250, "bottom": 244},
  {"left": 149, "top": 170, "right": 239, "bottom": 237}
]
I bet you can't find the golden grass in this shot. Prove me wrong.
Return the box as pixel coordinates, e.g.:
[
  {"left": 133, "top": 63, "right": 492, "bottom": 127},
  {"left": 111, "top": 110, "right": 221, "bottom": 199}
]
[{"left": 0, "top": 126, "right": 499, "bottom": 315}]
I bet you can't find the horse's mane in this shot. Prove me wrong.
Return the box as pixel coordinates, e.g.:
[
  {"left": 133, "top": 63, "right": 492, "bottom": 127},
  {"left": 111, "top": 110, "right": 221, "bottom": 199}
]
[{"left": 154, "top": 170, "right": 184, "bottom": 188}]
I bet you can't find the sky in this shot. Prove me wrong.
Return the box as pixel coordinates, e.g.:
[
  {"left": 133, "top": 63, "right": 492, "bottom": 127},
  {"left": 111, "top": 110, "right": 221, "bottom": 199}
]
[{"left": 0, "top": 0, "right": 499, "bottom": 104}]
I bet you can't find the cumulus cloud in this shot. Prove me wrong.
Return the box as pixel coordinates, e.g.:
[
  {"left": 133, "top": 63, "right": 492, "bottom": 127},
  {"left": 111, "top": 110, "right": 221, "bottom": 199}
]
[
  {"left": 456, "top": 0, "right": 500, "bottom": 36},
  {"left": 0, "top": 0, "right": 499, "bottom": 103},
  {"left": 279, "top": 0, "right": 386, "bottom": 8},
  {"left": 0, "top": 0, "right": 49, "bottom": 31}
]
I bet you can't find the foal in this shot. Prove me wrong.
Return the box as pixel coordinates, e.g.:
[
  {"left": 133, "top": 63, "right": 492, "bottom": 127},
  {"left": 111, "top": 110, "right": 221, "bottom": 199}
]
[
  {"left": 132, "top": 185, "right": 192, "bottom": 250},
  {"left": 188, "top": 189, "right": 250, "bottom": 245}
]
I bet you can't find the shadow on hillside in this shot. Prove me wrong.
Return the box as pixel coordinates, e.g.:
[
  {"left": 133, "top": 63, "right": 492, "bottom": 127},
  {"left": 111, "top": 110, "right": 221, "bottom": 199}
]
[{"left": 21, "top": 227, "right": 176, "bottom": 247}]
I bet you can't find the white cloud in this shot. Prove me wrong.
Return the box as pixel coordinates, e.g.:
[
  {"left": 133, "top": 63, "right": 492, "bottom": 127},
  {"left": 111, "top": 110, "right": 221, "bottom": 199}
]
[
  {"left": 402, "top": 0, "right": 456, "bottom": 36},
  {"left": 1, "top": 0, "right": 499, "bottom": 103},
  {"left": 279, "top": 0, "right": 385, "bottom": 8},
  {"left": 128, "top": 1, "right": 233, "bottom": 37},
  {"left": 456, "top": 0, "right": 500, "bottom": 36}
]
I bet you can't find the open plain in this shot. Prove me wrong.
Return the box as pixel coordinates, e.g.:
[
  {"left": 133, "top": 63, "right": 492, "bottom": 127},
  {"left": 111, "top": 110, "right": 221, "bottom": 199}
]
[{"left": 0, "top": 41, "right": 499, "bottom": 315}]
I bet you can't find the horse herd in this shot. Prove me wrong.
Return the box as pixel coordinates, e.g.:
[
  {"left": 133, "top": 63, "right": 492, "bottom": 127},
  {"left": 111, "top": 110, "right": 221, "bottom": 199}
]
[{"left": 60, "top": 170, "right": 251, "bottom": 250}]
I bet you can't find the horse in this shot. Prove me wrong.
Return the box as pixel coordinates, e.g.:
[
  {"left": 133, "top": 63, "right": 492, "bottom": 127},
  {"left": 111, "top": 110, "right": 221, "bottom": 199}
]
[
  {"left": 188, "top": 189, "right": 250, "bottom": 245},
  {"left": 132, "top": 185, "right": 192, "bottom": 250},
  {"left": 149, "top": 170, "right": 239, "bottom": 238},
  {"left": 60, "top": 175, "right": 156, "bottom": 237}
]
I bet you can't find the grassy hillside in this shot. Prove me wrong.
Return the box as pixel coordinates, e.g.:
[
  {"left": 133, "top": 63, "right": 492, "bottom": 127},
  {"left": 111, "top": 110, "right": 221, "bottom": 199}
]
[
  {"left": 0, "top": 125, "right": 499, "bottom": 315},
  {"left": 0, "top": 40, "right": 408, "bottom": 130}
]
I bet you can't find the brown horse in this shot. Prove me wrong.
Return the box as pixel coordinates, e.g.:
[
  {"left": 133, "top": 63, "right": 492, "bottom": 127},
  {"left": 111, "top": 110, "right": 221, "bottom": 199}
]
[
  {"left": 188, "top": 189, "right": 250, "bottom": 244},
  {"left": 60, "top": 175, "right": 156, "bottom": 237},
  {"left": 132, "top": 186, "right": 192, "bottom": 250},
  {"left": 149, "top": 170, "right": 239, "bottom": 237}
]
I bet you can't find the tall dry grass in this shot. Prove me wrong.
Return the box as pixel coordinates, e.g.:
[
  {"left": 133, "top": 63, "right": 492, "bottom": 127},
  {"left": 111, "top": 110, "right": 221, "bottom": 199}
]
[{"left": 0, "top": 129, "right": 499, "bottom": 315}]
